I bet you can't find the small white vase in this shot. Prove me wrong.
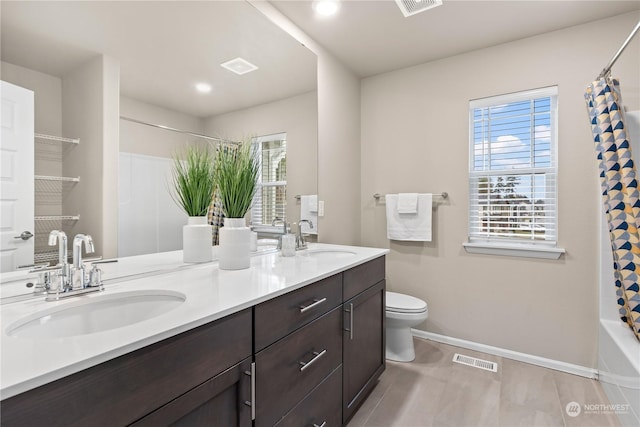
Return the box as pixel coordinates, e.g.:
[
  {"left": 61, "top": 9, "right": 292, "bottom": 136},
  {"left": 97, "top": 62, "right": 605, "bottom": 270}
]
[
  {"left": 183, "top": 216, "right": 213, "bottom": 263},
  {"left": 219, "top": 217, "right": 251, "bottom": 270}
]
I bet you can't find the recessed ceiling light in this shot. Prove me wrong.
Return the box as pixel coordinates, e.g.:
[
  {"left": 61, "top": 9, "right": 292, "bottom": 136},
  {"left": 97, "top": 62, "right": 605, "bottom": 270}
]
[
  {"left": 220, "top": 57, "right": 258, "bottom": 76},
  {"left": 313, "top": 0, "right": 340, "bottom": 16},
  {"left": 195, "top": 83, "right": 212, "bottom": 93}
]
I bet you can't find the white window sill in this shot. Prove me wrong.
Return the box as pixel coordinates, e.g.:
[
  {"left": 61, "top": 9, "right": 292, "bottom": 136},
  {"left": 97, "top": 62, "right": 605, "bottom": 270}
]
[{"left": 463, "top": 242, "right": 565, "bottom": 260}]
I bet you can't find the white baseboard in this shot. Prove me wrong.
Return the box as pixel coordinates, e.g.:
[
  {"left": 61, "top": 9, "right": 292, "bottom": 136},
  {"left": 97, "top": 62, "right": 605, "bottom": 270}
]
[{"left": 411, "top": 328, "right": 598, "bottom": 379}]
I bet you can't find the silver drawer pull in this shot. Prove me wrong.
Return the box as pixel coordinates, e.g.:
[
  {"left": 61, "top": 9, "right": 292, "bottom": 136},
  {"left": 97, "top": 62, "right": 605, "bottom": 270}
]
[
  {"left": 313, "top": 422, "right": 327, "bottom": 427},
  {"left": 299, "top": 349, "right": 327, "bottom": 372},
  {"left": 299, "top": 297, "right": 327, "bottom": 313}
]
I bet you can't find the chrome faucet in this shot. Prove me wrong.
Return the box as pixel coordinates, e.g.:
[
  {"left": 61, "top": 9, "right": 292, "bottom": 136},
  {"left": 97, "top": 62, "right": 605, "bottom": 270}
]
[
  {"left": 73, "top": 234, "right": 95, "bottom": 269},
  {"left": 271, "top": 217, "right": 289, "bottom": 249},
  {"left": 271, "top": 217, "right": 288, "bottom": 234},
  {"left": 296, "top": 220, "right": 314, "bottom": 250},
  {"left": 73, "top": 234, "right": 95, "bottom": 288},
  {"left": 38, "top": 232, "right": 104, "bottom": 301},
  {"left": 47, "top": 230, "right": 68, "bottom": 266},
  {"left": 48, "top": 230, "right": 71, "bottom": 290}
]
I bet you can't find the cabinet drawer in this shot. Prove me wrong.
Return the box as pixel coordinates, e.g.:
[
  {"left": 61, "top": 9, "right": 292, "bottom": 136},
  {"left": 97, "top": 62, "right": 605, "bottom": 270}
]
[
  {"left": 255, "top": 307, "right": 342, "bottom": 427},
  {"left": 343, "top": 256, "right": 385, "bottom": 301},
  {"left": 1, "top": 309, "right": 252, "bottom": 427},
  {"left": 255, "top": 273, "right": 342, "bottom": 351},
  {"left": 275, "top": 365, "right": 342, "bottom": 427}
]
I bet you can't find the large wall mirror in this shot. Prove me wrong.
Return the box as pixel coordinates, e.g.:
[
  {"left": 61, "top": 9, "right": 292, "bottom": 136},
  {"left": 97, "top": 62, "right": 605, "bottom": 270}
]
[{"left": 1, "top": 1, "right": 318, "bottom": 278}]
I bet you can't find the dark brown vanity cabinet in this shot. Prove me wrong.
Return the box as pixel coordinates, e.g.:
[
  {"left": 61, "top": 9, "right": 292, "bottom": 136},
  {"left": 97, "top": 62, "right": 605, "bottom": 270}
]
[
  {"left": 254, "top": 256, "right": 386, "bottom": 427},
  {"left": 0, "top": 309, "right": 253, "bottom": 427},
  {"left": 342, "top": 257, "right": 386, "bottom": 424},
  {"left": 254, "top": 273, "right": 344, "bottom": 427},
  {"left": 1, "top": 255, "right": 387, "bottom": 427}
]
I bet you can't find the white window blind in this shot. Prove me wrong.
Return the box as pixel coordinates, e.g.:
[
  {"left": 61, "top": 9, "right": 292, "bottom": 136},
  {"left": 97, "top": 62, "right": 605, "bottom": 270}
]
[
  {"left": 469, "top": 87, "right": 558, "bottom": 247},
  {"left": 251, "top": 133, "right": 287, "bottom": 227}
]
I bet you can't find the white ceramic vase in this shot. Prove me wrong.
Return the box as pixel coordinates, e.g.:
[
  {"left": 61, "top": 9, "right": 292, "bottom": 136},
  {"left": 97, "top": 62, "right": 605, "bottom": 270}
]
[
  {"left": 219, "top": 217, "right": 251, "bottom": 270},
  {"left": 183, "top": 216, "right": 213, "bottom": 263}
]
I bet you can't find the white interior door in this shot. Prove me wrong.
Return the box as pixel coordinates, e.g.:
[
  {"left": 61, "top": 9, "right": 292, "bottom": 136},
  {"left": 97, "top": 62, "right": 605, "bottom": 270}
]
[{"left": 1, "top": 81, "right": 35, "bottom": 272}]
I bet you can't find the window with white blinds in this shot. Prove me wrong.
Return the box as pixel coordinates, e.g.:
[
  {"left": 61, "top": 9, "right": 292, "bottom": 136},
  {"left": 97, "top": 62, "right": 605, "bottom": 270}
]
[
  {"left": 251, "top": 133, "right": 287, "bottom": 227},
  {"left": 469, "top": 87, "right": 558, "bottom": 247}
]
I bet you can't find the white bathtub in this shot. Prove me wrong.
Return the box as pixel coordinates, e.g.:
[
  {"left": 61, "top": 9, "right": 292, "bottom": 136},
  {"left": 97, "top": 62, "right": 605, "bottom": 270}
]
[{"left": 598, "top": 319, "right": 640, "bottom": 426}]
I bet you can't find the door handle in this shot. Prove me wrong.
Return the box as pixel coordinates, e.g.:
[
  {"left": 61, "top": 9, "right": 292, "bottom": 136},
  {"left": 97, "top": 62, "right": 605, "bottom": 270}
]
[
  {"left": 344, "top": 303, "right": 354, "bottom": 340},
  {"left": 243, "top": 362, "right": 256, "bottom": 420},
  {"left": 14, "top": 231, "right": 34, "bottom": 241}
]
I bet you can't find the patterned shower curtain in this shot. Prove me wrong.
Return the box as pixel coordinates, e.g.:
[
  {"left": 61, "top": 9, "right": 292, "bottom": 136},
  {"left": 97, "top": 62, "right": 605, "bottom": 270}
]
[
  {"left": 207, "top": 142, "right": 238, "bottom": 245},
  {"left": 585, "top": 77, "right": 640, "bottom": 341}
]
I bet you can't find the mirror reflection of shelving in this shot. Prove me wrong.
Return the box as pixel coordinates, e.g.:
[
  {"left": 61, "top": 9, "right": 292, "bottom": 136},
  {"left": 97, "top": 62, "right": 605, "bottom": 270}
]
[{"left": 34, "top": 133, "right": 80, "bottom": 265}]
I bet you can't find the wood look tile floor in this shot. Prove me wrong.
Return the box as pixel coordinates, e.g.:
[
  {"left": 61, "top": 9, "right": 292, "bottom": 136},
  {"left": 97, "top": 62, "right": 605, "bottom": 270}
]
[{"left": 347, "top": 338, "right": 621, "bottom": 427}]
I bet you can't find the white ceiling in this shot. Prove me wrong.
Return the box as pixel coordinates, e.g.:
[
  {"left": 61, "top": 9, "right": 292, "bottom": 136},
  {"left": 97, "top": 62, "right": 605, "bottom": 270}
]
[
  {"left": 3, "top": 1, "right": 638, "bottom": 119},
  {"left": 0, "top": 1, "right": 317, "bottom": 118},
  {"left": 272, "top": 0, "right": 640, "bottom": 78}
]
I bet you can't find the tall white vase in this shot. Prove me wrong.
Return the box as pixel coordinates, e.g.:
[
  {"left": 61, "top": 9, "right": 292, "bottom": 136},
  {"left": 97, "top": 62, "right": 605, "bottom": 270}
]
[
  {"left": 219, "top": 217, "right": 251, "bottom": 270},
  {"left": 183, "top": 216, "right": 213, "bottom": 263}
]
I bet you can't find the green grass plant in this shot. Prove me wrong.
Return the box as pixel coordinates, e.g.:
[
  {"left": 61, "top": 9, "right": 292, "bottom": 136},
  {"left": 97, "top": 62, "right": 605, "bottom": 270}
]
[
  {"left": 215, "top": 141, "right": 259, "bottom": 218},
  {"left": 170, "top": 145, "right": 216, "bottom": 217}
]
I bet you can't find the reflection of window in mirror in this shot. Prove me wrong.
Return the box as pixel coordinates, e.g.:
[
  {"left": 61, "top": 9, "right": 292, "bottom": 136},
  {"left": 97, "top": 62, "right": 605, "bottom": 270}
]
[{"left": 251, "top": 133, "right": 287, "bottom": 228}]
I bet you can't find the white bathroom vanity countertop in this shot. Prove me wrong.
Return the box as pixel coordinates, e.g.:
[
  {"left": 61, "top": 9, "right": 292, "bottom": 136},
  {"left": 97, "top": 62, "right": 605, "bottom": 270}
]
[
  {"left": 0, "top": 240, "right": 281, "bottom": 299},
  {"left": 0, "top": 243, "right": 388, "bottom": 399}
]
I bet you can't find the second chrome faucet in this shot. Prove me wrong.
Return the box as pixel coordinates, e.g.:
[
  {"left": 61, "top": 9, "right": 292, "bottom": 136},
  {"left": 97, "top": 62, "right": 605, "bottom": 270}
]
[{"left": 43, "top": 230, "right": 102, "bottom": 300}]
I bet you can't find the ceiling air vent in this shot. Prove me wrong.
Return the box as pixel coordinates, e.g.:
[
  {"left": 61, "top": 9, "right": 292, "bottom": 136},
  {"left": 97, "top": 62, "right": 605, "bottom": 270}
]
[
  {"left": 220, "top": 57, "right": 258, "bottom": 76},
  {"left": 395, "top": 0, "right": 442, "bottom": 17}
]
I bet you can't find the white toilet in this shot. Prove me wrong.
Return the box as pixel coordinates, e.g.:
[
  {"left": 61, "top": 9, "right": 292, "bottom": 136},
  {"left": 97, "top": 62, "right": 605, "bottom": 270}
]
[{"left": 385, "top": 291, "right": 428, "bottom": 362}]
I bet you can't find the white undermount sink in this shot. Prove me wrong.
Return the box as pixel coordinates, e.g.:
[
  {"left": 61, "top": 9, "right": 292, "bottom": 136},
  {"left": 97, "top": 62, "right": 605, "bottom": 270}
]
[
  {"left": 6, "top": 290, "right": 186, "bottom": 339},
  {"left": 299, "top": 249, "right": 357, "bottom": 259}
]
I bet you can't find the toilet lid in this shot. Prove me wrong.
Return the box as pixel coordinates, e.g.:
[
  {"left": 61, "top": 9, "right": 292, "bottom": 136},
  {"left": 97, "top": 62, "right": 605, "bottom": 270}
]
[{"left": 386, "top": 291, "right": 427, "bottom": 313}]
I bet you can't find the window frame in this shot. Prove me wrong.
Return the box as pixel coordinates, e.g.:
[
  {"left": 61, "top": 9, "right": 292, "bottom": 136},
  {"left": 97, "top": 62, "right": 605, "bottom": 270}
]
[
  {"left": 463, "top": 86, "right": 565, "bottom": 259},
  {"left": 250, "top": 132, "right": 287, "bottom": 231}
]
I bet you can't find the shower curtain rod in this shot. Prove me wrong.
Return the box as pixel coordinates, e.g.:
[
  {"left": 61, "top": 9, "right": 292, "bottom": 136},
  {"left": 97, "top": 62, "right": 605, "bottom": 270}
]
[
  {"left": 119, "top": 116, "right": 239, "bottom": 144},
  {"left": 597, "top": 20, "right": 640, "bottom": 80}
]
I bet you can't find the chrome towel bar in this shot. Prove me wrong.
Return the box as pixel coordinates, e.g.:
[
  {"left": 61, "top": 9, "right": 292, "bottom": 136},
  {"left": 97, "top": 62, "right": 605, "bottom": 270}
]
[{"left": 373, "top": 192, "right": 448, "bottom": 200}]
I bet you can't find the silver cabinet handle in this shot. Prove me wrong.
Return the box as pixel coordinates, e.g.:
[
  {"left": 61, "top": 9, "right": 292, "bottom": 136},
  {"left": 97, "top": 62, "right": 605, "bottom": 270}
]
[
  {"left": 344, "top": 303, "right": 354, "bottom": 340},
  {"left": 243, "top": 362, "right": 256, "bottom": 420},
  {"left": 299, "top": 297, "right": 327, "bottom": 313},
  {"left": 14, "top": 231, "right": 33, "bottom": 240},
  {"left": 313, "top": 422, "right": 327, "bottom": 427},
  {"left": 299, "top": 349, "right": 327, "bottom": 372}
]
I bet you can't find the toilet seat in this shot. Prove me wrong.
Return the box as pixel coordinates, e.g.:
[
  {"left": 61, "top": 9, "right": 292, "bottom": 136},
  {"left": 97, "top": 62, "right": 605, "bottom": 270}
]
[{"left": 386, "top": 291, "right": 427, "bottom": 314}]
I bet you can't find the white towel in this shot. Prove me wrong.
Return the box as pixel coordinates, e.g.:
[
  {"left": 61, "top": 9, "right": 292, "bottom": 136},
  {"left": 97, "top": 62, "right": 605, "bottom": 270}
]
[
  {"left": 385, "top": 194, "right": 432, "bottom": 241},
  {"left": 397, "top": 193, "right": 418, "bottom": 214},
  {"left": 300, "top": 195, "right": 318, "bottom": 235}
]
